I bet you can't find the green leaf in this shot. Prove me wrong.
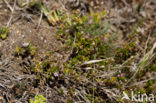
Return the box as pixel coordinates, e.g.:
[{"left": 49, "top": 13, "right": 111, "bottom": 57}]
[
  {"left": 103, "top": 23, "right": 110, "bottom": 34},
  {"left": 37, "top": 0, "right": 48, "bottom": 14}
]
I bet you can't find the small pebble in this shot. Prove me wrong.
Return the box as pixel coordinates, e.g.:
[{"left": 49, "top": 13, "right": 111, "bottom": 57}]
[{"left": 21, "top": 34, "right": 25, "bottom": 38}]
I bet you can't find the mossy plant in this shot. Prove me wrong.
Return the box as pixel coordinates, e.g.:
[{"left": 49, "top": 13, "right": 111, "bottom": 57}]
[
  {"left": 148, "top": 64, "right": 156, "bottom": 72},
  {"left": 145, "top": 80, "right": 156, "bottom": 94},
  {"left": 115, "top": 41, "right": 137, "bottom": 63},
  {"left": 30, "top": 94, "right": 46, "bottom": 103}
]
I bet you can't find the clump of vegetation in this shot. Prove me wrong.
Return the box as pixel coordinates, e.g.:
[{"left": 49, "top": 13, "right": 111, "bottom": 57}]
[
  {"left": 32, "top": 11, "right": 114, "bottom": 76},
  {"left": 29, "top": 11, "right": 119, "bottom": 102},
  {"left": 30, "top": 94, "right": 46, "bottom": 103},
  {"left": 0, "top": 26, "right": 9, "bottom": 40},
  {"left": 115, "top": 41, "right": 137, "bottom": 63},
  {"left": 28, "top": 9, "right": 155, "bottom": 103},
  {"left": 15, "top": 42, "right": 36, "bottom": 58},
  {"left": 57, "top": 11, "right": 115, "bottom": 63},
  {"left": 17, "top": 0, "right": 60, "bottom": 26},
  {"left": 58, "top": 11, "right": 108, "bottom": 35}
]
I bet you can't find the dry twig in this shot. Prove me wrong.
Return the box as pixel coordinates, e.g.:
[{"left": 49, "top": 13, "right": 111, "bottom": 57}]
[
  {"left": 3, "top": 0, "right": 13, "bottom": 12},
  {"left": 36, "top": 11, "right": 43, "bottom": 29},
  {"left": 7, "top": 0, "right": 16, "bottom": 26}
]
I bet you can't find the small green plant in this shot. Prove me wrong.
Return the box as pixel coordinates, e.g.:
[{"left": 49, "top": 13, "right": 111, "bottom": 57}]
[
  {"left": 0, "top": 26, "right": 9, "bottom": 40},
  {"left": 30, "top": 94, "right": 46, "bottom": 103},
  {"left": 17, "top": 0, "right": 38, "bottom": 8},
  {"left": 15, "top": 42, "right": 36, "bottom": 57},
  {"left": 58, "top": 11, "right": 107, "bottom": 36},
  {"left": 37, "top": 1, "right": 60, "bottom": 25},
  {"left": 17, "top": 0, "right": 60, "bottom": 26},
  {"left": 57, "top": 11, "right": 113, "bottom": 67}
]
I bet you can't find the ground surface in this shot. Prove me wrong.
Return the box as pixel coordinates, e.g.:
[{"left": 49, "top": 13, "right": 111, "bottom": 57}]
[{"left": 0, "top": 0, "right": 156, "bottom": 103}]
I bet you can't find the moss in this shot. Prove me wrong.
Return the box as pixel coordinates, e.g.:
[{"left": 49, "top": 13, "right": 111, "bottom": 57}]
[
  {"left": 115, "top": 42, "right": 137, "bottom": 63},
  {"left": 145, "top": 80, "right": 156, "bottom": 93},
  {"left": 148, "top": 64, "right": 156, "bottom": 72}
]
